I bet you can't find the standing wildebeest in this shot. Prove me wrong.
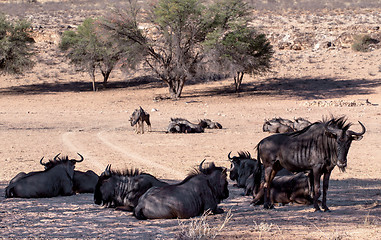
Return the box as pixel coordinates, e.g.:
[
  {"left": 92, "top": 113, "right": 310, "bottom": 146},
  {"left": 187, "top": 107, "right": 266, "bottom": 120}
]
[
  {"left": 94, "top": 165, "right": 168, "bottom": 211},
  {"left": 40, "top": 153, "right": 98, "bottom": 194},
  {"left": 263, "top": 117, "right": 294, "bottom": 133},
  {"left": 166, "top": 118, "right": 205, "bottom": 133},
  {"left": 5, "top": 154, "right": 84, "bottom": 198},
  {"left": 199, "top": 119, "right": 222, "bottom": 129},
  {"left": 293, "top": 117, "right": 312, "bottom": 131},
  {"left": 129, "top": 106, "right": 151, "bottom": 134},
  {"left": 133, "top": 160, "right": 229, "bottom": 219},
  {"left": 256, "top": 116, "right": 365, "bottom": 211}
]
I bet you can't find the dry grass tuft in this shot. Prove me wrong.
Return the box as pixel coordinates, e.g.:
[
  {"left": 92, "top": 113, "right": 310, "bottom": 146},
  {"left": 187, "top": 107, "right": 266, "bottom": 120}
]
[{"left": 177, "top": 208, "right": 233, "bottom": 240}]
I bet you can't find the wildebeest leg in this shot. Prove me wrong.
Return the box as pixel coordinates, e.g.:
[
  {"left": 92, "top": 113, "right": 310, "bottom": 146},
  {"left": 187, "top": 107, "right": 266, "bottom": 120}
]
[
  {"left": 140, "top": 119, "right": 144, "bottom": 134},
  {"left": 251, "top": 182, "right": 264, "bottom": 205},
  {"left": 263, "top": 167, "right": 277, "bottom": 209},
  {"left": 312, "top": 170, "right": 322, "bottom": 212},
  {"left": 308, "top": 171, "right": 314, "bottom": 199},
  {"left": 322, "top": 171, "right": 332, "bottom": 212}
]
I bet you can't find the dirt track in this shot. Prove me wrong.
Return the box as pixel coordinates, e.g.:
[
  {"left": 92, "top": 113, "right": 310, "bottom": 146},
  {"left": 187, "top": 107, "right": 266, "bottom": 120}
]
[{"left": 1, "top": 1, "right": 381, "bottom": 239}]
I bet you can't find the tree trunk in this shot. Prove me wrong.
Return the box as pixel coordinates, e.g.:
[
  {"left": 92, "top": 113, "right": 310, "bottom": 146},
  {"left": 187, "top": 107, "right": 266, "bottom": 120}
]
[
  {"left": 233, "top": 71, "right": 244, "bottom": 92},
  {"left": 167, "top": 77, "right": 185, "bottom": 99},
  {"left": 89, "top": 67, "right": 96, "bottom": 91},
  {"left": 101, "top": 69, "right": 112, "bottom": 88}
]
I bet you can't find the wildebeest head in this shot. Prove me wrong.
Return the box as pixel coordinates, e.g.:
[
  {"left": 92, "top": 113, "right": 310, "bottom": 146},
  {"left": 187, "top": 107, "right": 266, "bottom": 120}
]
[
  {"left": 324, "top": 117, "right": 365, "bottom": 171},
  {"left": 129, "top": 108, "right": 141, "bottom": 127},
  {"left": 227, "top": 151, "right": 251, "bottom": 181},
  {"left": 293, "top": 117, "right": 312, "bottom": 131},
  {"left": 40, "top": 153, "right": 84, "bottom": 170},
  {"left": 94, "top": 164, "right": 167, "bottom": 209},
  {"left": 197, "top": 160, "right": 229, "bottom": 200}
]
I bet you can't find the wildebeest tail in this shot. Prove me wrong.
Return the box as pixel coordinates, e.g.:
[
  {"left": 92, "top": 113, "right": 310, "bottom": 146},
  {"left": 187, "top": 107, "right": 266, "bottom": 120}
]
[
  {"left": 254, "top": 142, "right": 263, "bottom": 194},
  {"left": 133, "top": 207, "right": 147, "bottom": 220}
]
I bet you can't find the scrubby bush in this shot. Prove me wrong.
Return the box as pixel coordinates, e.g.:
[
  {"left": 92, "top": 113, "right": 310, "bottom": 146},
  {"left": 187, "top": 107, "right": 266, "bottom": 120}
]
[
  {"left": 351, "top": 34, "right": 379, "bottom": 52},
  {"left": 0, "top": 14, "right": 35, "bottom": 75}
]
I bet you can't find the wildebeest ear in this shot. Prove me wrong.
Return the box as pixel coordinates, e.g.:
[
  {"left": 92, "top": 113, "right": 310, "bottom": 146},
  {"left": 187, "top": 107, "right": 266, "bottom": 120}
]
[
  {"left": 351, "top": 135, "right": 363, "bottom": 141},
  {"left": 325, "top": 130, "right": 336, "bottom": 138}
]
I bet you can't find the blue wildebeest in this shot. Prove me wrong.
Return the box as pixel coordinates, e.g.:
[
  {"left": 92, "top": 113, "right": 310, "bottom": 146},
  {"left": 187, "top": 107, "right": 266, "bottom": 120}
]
[
  {"left": 40, "top": 153, "right": 98, "bottom": 194},
  {"left": 293, "top": 117, "right": 312, "bottom": 131},
  {"left": 228, "top": 151, "right": 261, "bottom": 196},
  {"left": 250, "top": 172, "right": 313, "bottom": 206},
  {"left": 129, "top": 106, "right": 151, "bottom": 134},
  {"left": 5, "top": 153, "right": 83, "bottom": 198},
  {"left": 256, "top": 116, "right": 365, "bottom": 211},
  {"left": 167, "top": 118, "right": 205, "bottom": 133},
  {"left": 263, "top": 117, "right": 294, "bottom": 133},
  {"left": 133, "top": 160, "right": 229, "bottom": 219},
  {"left": 94, "top": 165, "right": 168, "bottom": 211},
  {"left": 199, "top": 119, "right": 222, "bottom": 129}
]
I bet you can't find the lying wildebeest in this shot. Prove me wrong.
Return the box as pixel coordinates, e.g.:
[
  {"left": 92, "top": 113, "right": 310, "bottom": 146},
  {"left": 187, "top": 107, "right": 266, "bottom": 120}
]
[
  {"left": 263, "top": 117, "right": 294, "bottom": 133},
  {"left": 199, "top": 119, "right": 222, "bottom": 129},
  {"left": 166, "top": 118, "right": 204, "bottom": 133},
  {"left": 133, "top": 160, "right": 229, "bottom": 219},
  {"left": 129, "top": 106, "right": 151, "bottom": 134},
  {"left": 228, "top": 151, "right": 261, "bottom": 196},
  {"left": 256, "top": 116, "right": 365, "bottom": 211},
  {"left": 293, "top": 117, "right": 312, "bottom": 131},
  {"left": 228, "top": 151, "right": 294, "bottom": 197},
  {"left": 40, "top": 153, "right": 98, "bottom": 193},
  {"left": 5, "top": 153, "right": 84, "bottom": 198},
  {"left": 94, "top": 165, "right": 168, "bottom": 211},
  {"left": 250, "top": 172, "right": 313, "bottom": 206}
]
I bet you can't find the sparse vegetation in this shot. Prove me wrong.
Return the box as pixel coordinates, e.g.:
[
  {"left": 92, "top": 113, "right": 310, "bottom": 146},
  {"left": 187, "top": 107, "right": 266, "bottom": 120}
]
[
  {"left": 0, "top": 13, "right": 35, "bottom": 75},
  {"left": 351, "top": 34, "right": 379, "bottom": 52},
  {"left": 177, "top": 209, "right": 233, "bottom": 240},
  {"left": 102, "top": 0, "right": 271, "bottom": 98},
  {"left": 60, "top": 17, "right": 134, "bottom": 91}
]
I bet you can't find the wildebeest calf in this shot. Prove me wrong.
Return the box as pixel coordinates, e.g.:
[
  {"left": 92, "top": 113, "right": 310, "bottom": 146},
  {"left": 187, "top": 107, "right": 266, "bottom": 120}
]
[{"left": 133, "top": 160, "right": 229, "bottom": 219}]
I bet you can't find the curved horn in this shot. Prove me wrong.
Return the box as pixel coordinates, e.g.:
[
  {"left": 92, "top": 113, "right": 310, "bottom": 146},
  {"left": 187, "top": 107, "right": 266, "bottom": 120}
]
[
  {"left": 74, "top": 153, "right": 84, "bottom": 162},
  {"left": 54, "top": 153, "right": 61, "bottom": 161},
  {"left": 199, "top": 159, "right": 206, "bottom": 171},
  {"left": 348, "top": 121, "right": 366, "bottom": 136},
  {"left": 227, "top": 163, "right": 234, "bottom": 172},
  {"left": 228, "top": 151, "right": 233, "bottom": 160},
  {"left": 39, "top": 157, "right": 46, "bottom": 166}
]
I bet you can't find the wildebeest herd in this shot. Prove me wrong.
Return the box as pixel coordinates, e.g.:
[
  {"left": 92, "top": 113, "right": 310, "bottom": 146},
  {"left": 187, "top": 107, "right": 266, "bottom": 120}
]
[
  {"left": 129, "top": 106, "right": 222, "bottom": 134},
  {"left": 4, "top": 115, "right": 365, "bottom": 220}
]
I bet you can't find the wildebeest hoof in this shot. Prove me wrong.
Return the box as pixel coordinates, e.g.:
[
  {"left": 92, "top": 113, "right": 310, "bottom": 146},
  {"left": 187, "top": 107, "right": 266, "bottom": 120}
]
[
  {"left": 314, "top": 208, "right": 322, "bottom": 212},
  {"left": 213, "top": 208, "right": 224, "bottom": 214},
  {"left": 323, "top": 208, "right": 331, "bottom": 212},
  {"left": 264, "top": 203, "right": 274, "bottom": 209}
]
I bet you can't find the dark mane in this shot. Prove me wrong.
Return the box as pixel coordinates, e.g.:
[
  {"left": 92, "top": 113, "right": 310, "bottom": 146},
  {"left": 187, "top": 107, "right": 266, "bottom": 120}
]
[
  {"left": 103, "top": 168, "right": 143, "bottom": 178},
  {"left": 237, "top": 151, "right": 251, "bottom": 159},
  {"left": 179, "top": 162, "right": 224, "bottom": 184},
  {"left": 44, "top": 156, "right": 72, "bottom": 170},
  {"left": 325, "top": 116, "right": 351, "bottom": 131}
]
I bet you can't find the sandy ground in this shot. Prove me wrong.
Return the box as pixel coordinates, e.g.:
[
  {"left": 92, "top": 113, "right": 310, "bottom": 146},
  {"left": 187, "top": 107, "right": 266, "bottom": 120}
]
[{"left": 0, "top": 2, "right": 381, "bottom": 239}]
